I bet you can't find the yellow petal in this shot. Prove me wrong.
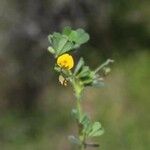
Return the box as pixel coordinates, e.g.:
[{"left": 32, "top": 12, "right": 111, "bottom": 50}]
[{"left": 57, "top": 53, "right": 74, "bottom": 70}]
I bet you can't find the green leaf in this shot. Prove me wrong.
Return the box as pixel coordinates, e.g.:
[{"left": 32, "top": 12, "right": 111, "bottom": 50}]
[
  {"left": 82, "top": 78, "right": 93, "bottom": 85},
  {"left": 92, "top": 122, "right": 102, "bottom": 131},
  {"left": 68, "top": 31, "right": 78, "bottom": 42},
  {"left": 88, "top": 122, "right": 104, "bottom": 137},
  {"left": 49, "top": 33, "right": 73, "bottom": 56},
  {"left": 47, "top": 46, "right": 55, "bottom": 54},
  {"left": 63, "top": 27, "right": 89, "bottom": 46},
  {"left": 52, "top": 32, "right": 62, "bottom": 51},
  {"left": 80, "top": 113, "right": 90, "bottom": 125},
  {"left": 57, "top": 35, "right": 68, "bottom": 52},
  {"left": 54, "top": 65, "right": 61, "bottom": 72},
  {"left": 76, "top": 29, "right": 90, "bottom": 44},
  {"left": 59, "top": 41, "right": 73, "bottom": 55},
  {"left": 74, "top": 58, "right": 84, "bottom": 75},
  {"left": 91, "top": 130, "right": 104, "bottom": 137},
  {"left": 48, "top": 27, "right": 90, "bottom": 56},
  {"left": 80, "top": 114, "right": 93, "bottom": 137},
  {"left": 84, "top": 123, "right": 93, "bottom": 135},
  {"left": 77, "top": 66, "right": 91, "bottom": 78}
]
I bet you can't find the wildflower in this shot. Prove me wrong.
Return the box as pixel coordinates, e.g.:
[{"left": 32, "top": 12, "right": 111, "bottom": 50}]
[{"left": 57, "top": 53, "right": 74, "bottom": 70}]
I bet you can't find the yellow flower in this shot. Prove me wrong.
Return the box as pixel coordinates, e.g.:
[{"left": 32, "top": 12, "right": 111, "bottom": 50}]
[{"left": 57, "top": 53, "right": 74, "bottom": 70}]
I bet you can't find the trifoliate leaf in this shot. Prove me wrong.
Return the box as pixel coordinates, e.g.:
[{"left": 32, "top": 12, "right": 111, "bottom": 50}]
[
  {"left": 48, "top": 27, "right": 90, "bottom": 56},
  {"left": 48, "top": 32, "right": 73, "bottom": 57}
]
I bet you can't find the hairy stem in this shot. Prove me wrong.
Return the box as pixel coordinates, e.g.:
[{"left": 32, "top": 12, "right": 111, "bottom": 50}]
[
  {"left": 94, "top": 59, "right": 114, "bottom": 73},
  {"left": 76, "top": 96, "right": 85, "bottom": 150},
  {"left": 72, "top": 79, "right": 85, "bottom": 150}
]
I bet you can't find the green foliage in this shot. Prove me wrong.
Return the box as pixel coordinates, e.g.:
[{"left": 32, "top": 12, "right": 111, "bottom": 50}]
[
  {"left": 72, "top": 109, "right": 104, "bottom": 139},
  {"left": 63, "top": 27, "right": 90, "bottom": 45},
  {"left": 74, "top": 57, "right": 113, "bottom": 89},
  {"left": 48, "top": 27, "right": 113, "bottom": 149},
  {"left": 1, "top": 52, "right": 149, "bottom": 150},
  {"left": 48, "top": 27, "right": 89, "bottom": 57},
  {"left": 87, "top": 122, "right": 104, "bottom": 137}
]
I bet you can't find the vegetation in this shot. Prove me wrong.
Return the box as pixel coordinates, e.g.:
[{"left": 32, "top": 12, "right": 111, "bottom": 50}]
[
  {"left": 0, "top": 52, "right": 149, "bottom": 150},
  {"left": 0, "top": 0, "right": 150, "bottom": 149}
]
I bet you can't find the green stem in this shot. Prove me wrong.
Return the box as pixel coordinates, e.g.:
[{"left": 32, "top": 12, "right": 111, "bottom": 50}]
[
  {"left": 76, "top": 96, "right": 85, "bottom": 150},
  {"left": 77, "top": 98, "right": 82, "bottom": 119},
  {"left": 72, "top": 79, "right": 86, "bottom": 150},
  {"left": 94, "top": 59, "right": 114, "bottom": 73}
]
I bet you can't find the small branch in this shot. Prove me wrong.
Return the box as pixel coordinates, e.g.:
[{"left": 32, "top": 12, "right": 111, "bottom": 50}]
[
  {"left": 94, "top": 59, "right": 114, "bottom": 73},
  {"left": 72, "top": 79, "right": 86, "bottom": 150},
  {"left": 76, "top": 97, "right": 85, "bottom": 150}
]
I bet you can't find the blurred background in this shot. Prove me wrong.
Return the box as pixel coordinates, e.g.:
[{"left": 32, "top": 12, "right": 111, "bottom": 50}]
[{"left": 0, "top": 0, "right": 150, "bottom": 150}]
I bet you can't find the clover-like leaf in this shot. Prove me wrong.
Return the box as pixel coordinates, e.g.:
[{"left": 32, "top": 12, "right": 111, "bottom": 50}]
[
  {"left": 74, "top": 63, "right": 95, "bottom": 86},
  {"left": 63, "top": 27, "right": 90, "bottom": 46},
  {"left": 74, "top": 58, "right": 107, "bottom": 87},
  {"left": 48, "top": 32, "right": 73, "bottom": 57},
  {"left": 88, "top": 122, "right": 104, "bottom": 137},
  {"left": 48, "top": 27, "right": 90, "bottom": 57}
]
